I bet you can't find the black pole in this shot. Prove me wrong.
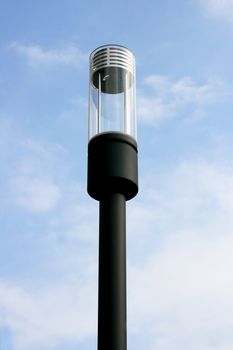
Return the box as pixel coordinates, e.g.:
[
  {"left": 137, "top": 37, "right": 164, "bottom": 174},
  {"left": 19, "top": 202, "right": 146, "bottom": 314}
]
[
  {"left": 88, "top": 132, "right": 138, "bottom": 350},
  {"left": 98, "top": 192, "right": 126, "bottom": 350}
]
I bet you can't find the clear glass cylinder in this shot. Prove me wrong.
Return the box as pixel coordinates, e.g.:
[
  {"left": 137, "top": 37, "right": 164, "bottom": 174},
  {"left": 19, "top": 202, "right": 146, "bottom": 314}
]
[{"left": 89, "top": 45, "right": 136, "bottom": 140}]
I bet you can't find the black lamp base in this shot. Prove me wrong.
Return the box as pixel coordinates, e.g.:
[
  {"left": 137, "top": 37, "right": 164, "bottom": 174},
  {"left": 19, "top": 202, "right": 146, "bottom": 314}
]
[{"left": 87, "top": 132, "right": 138, "bottom": 201}]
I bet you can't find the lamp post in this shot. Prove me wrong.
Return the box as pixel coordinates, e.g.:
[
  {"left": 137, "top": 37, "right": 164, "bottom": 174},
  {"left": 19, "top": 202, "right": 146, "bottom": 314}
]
[{"left": 87, "top": 45, "right": 138, "bottom": 350}]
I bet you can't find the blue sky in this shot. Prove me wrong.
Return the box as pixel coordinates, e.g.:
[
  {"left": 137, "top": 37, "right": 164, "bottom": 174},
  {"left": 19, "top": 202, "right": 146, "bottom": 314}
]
[{"left": 1, "top": 0, "right": 233, "bottom": 349}]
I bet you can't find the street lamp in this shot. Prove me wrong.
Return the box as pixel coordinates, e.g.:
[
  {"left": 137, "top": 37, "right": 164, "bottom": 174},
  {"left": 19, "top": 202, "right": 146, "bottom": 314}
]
[{"left": 87, "top": 44, "right": 138, "bottom": 350}]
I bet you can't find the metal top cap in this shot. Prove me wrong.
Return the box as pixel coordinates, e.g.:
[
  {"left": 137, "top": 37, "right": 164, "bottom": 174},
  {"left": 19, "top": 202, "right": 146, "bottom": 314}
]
[{"left": 90, "top": 44, "right": 135, "bottom": 79}]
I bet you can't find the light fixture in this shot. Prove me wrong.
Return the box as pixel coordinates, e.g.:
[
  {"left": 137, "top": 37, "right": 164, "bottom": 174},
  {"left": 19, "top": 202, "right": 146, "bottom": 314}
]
[{"left": 87, "top": 44, "right": 138, "bottom": 350}]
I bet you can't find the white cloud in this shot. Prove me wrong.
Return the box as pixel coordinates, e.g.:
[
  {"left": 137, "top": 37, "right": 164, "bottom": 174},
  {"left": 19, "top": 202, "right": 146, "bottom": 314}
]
[
  {"left": 127, "top": 160, "right": 233, "bottom": 349},
  {"left": 128, "top": 160, "right": 233, "bottom": 251},
  {"left": 0, "top": 124, "right": 98, "bottom": 348},
  {"left": 8, "top": 139, "right": 63, "bottom": 213},
  {"left": 138, "top": 75, "right": 228, "bottom": 126},
  {"left": 46, "top": 182, "right": 98, "bottom": 244},
  {"left": 0, "top": 279, "right": 97, "bottom": 349},
  {"left": 201, "top": 0, "right": 233, "bottom": 22},
  {"left": 9, "top": 42, "right": 87, "bottom": 67},
  {"left": 128, "top": 232, "right": 233, "bottom": 350},
  {"left": 13, "top": 177, "right": 61, "bottom": 213}
]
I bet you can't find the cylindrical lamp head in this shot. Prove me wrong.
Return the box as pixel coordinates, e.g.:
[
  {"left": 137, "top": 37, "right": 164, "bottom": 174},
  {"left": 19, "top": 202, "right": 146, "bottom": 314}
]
[{"left": 89, "top": 45, "right": 136, "bottom": 140}]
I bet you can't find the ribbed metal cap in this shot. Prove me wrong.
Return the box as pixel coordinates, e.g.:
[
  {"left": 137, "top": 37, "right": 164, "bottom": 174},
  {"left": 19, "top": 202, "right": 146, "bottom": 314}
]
[
  {"left": 90, "top": 45, "right": 135, "bottom": 76},
  {"left": 90, "top": 45, "right": 135, "bottom": 94}
]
